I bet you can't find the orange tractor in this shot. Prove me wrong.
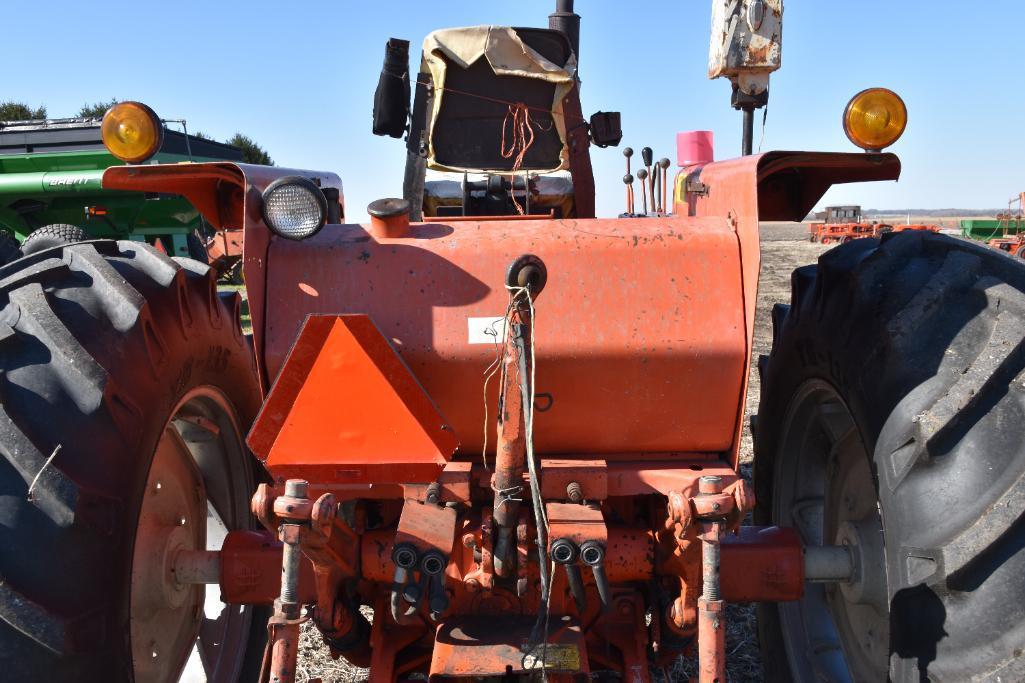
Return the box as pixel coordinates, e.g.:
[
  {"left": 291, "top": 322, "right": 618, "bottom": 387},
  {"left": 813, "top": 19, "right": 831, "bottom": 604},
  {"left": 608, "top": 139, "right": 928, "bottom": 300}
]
[
  {"left": 2, "top": 2, "right": 1023, "bottom": 682},
  {"left": 808, "top": 205, "right": 940, "bottom": 244}
]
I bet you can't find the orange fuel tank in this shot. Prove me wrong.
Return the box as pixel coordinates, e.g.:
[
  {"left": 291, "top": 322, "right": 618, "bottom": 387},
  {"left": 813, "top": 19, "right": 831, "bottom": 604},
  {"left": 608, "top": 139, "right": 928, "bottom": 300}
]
[{"left": 261, "top": 215, "right": 746, "bottom": 457}]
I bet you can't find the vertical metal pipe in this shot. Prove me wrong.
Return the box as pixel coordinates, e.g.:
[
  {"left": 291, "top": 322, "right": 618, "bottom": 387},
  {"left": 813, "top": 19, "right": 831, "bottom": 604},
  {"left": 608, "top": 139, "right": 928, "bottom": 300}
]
[
  {"left": 742, "top": 108, "right": 754, "bottom": 156},
  {"left": 698, "top": 521, "right": 725, "bottom": 683},
  {"left": 280, "top": 538, "right": 300, "bottom": 605},
  {"left": 267, "top": 478, "right": 308, "bottom": 683},
  {"left": 548, "top": 0, "right": 581, "bottom": 62}
]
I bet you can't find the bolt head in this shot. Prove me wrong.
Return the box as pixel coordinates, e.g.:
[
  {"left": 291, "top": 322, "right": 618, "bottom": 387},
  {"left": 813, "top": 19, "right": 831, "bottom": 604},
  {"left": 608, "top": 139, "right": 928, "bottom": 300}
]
[
  {"left": 284, "top": 479, "right": 309, "bottom": 498},
  {"left": 698, "top": 475, "right": 724, "bottom": 494}
]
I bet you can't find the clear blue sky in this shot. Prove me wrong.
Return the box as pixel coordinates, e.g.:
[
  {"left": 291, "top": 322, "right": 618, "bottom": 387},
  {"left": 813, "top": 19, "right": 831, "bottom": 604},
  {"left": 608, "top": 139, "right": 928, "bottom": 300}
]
[{"left": 5, "top": 1, "right": 1023, "bottom": 219}]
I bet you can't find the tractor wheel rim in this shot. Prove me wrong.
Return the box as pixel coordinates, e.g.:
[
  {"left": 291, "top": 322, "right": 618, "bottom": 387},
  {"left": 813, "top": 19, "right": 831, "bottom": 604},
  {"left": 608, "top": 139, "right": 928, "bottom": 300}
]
[
  {"left": 773, "top": 380, "right": 889, "bottom": 682},
  {"left": 130, "top": 387, "right": 255, "bottom": 683}
]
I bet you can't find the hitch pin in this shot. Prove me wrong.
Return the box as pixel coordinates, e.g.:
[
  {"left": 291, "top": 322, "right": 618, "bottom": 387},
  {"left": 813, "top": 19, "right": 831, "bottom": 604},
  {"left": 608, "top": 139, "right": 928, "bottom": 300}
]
[{"left": 263, "top": 479, "right": 309, "bottom": 683}]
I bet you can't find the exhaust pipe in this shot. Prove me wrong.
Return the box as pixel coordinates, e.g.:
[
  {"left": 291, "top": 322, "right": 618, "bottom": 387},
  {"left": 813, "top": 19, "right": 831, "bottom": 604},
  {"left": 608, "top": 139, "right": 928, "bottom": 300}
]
[{"left": 549, "top": 0, "right": 581, "bottom": 61}]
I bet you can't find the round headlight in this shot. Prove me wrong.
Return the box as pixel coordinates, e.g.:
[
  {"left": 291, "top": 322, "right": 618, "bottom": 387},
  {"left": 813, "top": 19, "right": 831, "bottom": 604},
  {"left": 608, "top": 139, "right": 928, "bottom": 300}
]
[
  {"left": 101, "top": 101, "right": 163, "bottom": 163},
  {"left": 261, "top": 176, "right": 328, "bottom": 240},
  {"left": 843, "top": 88, "right": 907, "bottom": 152}
]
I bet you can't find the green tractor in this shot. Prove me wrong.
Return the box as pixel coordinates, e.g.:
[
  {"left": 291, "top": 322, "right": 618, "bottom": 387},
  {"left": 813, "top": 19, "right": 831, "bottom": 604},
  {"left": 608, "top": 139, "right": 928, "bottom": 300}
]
[{"left": 0, "top": 101, "right": 243, "bottom": 267}]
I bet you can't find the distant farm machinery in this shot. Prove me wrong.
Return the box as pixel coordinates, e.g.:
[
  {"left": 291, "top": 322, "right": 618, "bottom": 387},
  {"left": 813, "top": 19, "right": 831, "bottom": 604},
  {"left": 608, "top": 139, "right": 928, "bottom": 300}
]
[
  {"left": 808, "top": 205, "right": 939, "bottom": 244},
  {"left": 964, "top": 192, "right": 1025, "bottom": 257}
]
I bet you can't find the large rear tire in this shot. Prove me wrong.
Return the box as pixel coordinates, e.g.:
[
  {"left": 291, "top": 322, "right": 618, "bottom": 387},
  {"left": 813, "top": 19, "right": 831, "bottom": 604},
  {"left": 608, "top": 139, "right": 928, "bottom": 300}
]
[
  {"left": 0, "top": 231, "right": 22, "bottom": 267},
  {"left": 755, "top": 232, "right": 1025, "bottom": 681},
  {"left": 0, "top": 240, "right": 267, "bottom": 681}
]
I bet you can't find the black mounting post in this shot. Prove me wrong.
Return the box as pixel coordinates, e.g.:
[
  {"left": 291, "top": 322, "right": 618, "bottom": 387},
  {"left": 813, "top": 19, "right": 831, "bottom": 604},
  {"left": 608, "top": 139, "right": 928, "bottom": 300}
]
[
  {"left": 731, "top": 84, "right": 768, "bottom": 157},
  {"left": 742, "top": 108, "right": 754, "bottom": 157}
]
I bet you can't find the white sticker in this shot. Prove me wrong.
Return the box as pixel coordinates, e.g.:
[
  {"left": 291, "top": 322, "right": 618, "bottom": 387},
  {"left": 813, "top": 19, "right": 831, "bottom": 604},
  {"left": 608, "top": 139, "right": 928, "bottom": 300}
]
[{"left": 467, "top": 316, "right": 507, "bottom": 345}]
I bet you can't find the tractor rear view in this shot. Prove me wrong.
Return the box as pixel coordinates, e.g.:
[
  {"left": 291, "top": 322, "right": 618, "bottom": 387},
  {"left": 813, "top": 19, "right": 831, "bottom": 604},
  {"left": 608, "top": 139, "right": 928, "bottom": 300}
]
[{"left": 1, "top": 2, "right": 1024, "bottom": 682}]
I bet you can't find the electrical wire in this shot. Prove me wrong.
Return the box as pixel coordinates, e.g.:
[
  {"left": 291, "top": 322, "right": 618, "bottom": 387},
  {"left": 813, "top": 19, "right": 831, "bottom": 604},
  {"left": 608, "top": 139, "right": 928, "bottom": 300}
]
[{"left": 503, "top": 285, "right": 558, "bottom": 679}]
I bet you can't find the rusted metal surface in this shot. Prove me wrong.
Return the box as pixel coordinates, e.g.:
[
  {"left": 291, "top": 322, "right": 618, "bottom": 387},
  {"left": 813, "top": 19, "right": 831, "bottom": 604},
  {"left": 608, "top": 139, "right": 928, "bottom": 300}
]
[
  {"left": 491, "top": 291, "right": 529, "bottom": 576},
  {"left": 680, "top": 150, "right": 901, "bottom": 467},
  {"left": 429, "top": 616, "right": 588, "bottom": 678},
  {"left": 265, "top": 483, "right": 306, "bottom": 683},
  {"left": 369, "top": 198, "right": 412, "bottom": 238},
  {"left": 563, "top": 84, "right": 596, "bottom": 219},
  {"left": 100, "top": 158, "right": 896, "bottom": 466},
  {"left": 708, "top": 0, "right": 783, "bottom": 95},
  {"left": 219, "top": 531, "right": 316, "bottom": 605},
  {"left": 401, "top": 501, "right": 458, "bottom": 552},
  {"left": 720, "top": 526, "right": 803, "bottom": 602},
  {"left": 259, "top": 215, "right": 745, "bottom": 458},
  {"left": 100, "top": 144, "right": 901, "bottom": 680},
  {"left": 205, "top": 227, "right": 244, "bottom": 275},
  {"left": 693, "top": 477, "right": 727, "bottom": 683}
]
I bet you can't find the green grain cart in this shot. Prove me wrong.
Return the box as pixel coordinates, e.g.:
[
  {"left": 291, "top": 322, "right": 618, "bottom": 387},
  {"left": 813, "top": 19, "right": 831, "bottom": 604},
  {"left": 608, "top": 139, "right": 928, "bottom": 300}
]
[{"left": 0, "top": 102, "right": 242, "bottom": 266}]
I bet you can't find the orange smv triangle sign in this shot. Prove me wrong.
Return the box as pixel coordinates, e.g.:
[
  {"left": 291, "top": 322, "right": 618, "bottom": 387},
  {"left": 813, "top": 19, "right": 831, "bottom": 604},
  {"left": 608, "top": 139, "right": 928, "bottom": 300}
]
[{"left": 248, "top": 315, "right": 459, "bottom": 486}]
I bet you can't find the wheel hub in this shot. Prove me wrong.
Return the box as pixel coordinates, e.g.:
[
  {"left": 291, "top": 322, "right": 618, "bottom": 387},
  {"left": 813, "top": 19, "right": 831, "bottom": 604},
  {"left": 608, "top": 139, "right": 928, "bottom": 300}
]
[
  {"left": 131, "top": 426, "right": 206, "bottom": 682},
  {"left": 129, "top": 389, "right": 257, "bottom": 683},
  {"left": 774, "top": 380, "right": 890, "bottom": 682},
  {"left": 835, "top": 519, "right": 886, "bottom": 611}
]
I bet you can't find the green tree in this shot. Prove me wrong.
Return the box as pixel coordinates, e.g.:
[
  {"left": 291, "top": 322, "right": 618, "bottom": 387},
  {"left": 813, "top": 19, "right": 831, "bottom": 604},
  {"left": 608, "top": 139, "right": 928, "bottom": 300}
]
[
  {"left": 0, "top": 101, "right": 46, "bottom": 121},
  {"left": 226, "top": 133, "right": 273, "bottom": 165},
  {"left": 77, "top": 99, "right": 119, "bottom": 118},
  {"left": 192, "top": 131, "right": 212, "bottom": 141}
]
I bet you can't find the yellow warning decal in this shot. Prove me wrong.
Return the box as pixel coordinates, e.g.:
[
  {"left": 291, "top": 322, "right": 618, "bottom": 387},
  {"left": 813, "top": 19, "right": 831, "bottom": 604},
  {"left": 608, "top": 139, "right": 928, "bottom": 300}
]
[{"left": 520, "top": 643, "right": 581, "bottom": 671}]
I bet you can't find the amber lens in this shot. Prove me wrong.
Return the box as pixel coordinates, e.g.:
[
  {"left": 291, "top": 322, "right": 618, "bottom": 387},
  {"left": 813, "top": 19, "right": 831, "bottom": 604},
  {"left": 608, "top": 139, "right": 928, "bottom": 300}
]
[
  {"left": 843, "top": 88, "right": 907, "bottom": 151},
  {"left": 101, "top": 102, "right": 163, "bottom": 163}
]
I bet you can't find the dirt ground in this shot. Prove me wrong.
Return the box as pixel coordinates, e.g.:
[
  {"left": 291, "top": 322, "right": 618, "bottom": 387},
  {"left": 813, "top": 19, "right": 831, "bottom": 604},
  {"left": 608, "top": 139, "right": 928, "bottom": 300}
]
[{"left": 291, "top": 221, "right": 830, "bottom": 682}]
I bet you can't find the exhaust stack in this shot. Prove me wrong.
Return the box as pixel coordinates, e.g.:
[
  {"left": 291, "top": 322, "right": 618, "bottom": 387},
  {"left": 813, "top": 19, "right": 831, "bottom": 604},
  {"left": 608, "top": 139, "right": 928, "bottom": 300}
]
[{"left": 549, "top": 0, "right": 581, "bottom": 61}]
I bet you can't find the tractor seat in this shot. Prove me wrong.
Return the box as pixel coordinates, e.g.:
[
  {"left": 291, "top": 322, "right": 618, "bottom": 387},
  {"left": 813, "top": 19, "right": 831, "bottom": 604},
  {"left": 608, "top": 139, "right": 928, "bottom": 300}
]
[{"left": 423, "top": 26, "right": 576, "bottom": 174}]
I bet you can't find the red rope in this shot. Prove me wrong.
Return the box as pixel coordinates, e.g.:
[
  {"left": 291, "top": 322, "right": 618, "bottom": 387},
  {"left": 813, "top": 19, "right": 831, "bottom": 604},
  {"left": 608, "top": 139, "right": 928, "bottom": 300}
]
[
  {"left": 499, "top": 103, "right": 536, "bottom": 215},
  {"left": 501, "top": 102, "right": 536, "bottom": 171}
]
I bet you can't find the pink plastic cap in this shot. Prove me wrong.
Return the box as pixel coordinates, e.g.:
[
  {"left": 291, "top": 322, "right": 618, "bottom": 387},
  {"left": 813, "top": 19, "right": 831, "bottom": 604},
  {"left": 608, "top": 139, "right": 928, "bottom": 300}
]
[{"left": 676, "top": 131, "right": 714, "bottom": 167}]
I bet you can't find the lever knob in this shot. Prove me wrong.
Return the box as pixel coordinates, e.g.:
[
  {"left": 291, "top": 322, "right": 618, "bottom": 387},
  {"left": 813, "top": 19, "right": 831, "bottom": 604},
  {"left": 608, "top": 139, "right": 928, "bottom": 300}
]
[
  {"left": 623, "top": 173, "right": 634, "bottom": 184},
  {"left": 641, "top": 147, "right": 653, "bottom": 166}
]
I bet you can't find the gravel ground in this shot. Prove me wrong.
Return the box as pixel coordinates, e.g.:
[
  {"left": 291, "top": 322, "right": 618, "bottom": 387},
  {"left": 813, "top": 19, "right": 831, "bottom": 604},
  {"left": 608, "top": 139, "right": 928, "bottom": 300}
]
[{"left": 297, "top": 222, "right": 831, "bottom": 682}]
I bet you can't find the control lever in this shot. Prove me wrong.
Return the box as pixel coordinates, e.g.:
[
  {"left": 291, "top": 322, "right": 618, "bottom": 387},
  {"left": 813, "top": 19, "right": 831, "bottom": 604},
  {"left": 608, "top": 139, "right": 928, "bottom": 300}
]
[
  {"left": 652, "top": 163, "right": 661, "bottom": 214},
  {"left": 623, "top": 146, "right": 633, "bottom": 176},
  {"left": 659, "top": 158, "right": 671, "bottom": 215},
  {"left": 636, "top": 168, "right": 649, "bottom": 215},
  {"left": 623, "top": 174, "right": 635, "bottom": 216},
  {"left": 641, "top": 147, "right": 654, "bottom": 210}
]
